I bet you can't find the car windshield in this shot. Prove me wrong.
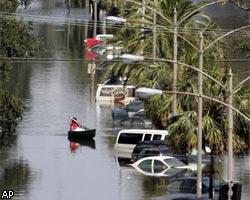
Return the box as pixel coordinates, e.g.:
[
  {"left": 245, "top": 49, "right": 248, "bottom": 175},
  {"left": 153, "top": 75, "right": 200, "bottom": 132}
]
[{"left": 164, "top": 158, "right": 185, "bottom": 167}]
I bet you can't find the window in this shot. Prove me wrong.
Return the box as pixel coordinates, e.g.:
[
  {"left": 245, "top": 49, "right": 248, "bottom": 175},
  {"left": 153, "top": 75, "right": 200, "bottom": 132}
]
[
  {"left": 144, "top": 134, "right": 151, "bottom": 141},
  {"left": 153, "top": 160, "right": 167, "bottom": 173},
  {"left": 164, "top": 158, "right": 185, "bottom": 168},
  {"left": 100, "top": 87, "right": 113, "bottom": 96},
  {"left": 138, "top": 160, "right": 152, "bottom": 173},
  {"left": 127, "top": 88, "right": 135, "bottom": 97},
  {"left": 118, "top": 133, "right": 143, "bottom": 144},
  {"left": 145, "top": 150, "right": 159, "bottom": 157},
  {"left": 153, "top": 134, "right": 162, "bottom": 140}
]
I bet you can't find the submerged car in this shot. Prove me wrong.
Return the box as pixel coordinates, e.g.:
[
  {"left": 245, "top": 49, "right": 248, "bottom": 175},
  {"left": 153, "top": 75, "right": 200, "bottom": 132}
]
[
  {"left": 131, "top": 140, "right": 170, "bottom": 162},
  {"left": 166, "top": 176, "right": 221, "bottom": 196},
  {"left": 130, "top": 156, "right": 196, "bottom": 177},
  {"left": 112, "top": 108, "right": 153, "bottom": 129}
]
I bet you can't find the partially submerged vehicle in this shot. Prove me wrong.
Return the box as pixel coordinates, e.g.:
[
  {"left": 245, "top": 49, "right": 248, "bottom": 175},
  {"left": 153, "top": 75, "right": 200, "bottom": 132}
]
[
  {"left": 130, "top": 155, "right": 195, "bottom": 177},
  {"left": 114, "top": 129, "right": 168, "bottom": 158},
  {"left": 95, "top": 84, "right": 136, "bottom": 105},
  {"left": 131, "top": 140, "right": 169, "bottom": 162}
]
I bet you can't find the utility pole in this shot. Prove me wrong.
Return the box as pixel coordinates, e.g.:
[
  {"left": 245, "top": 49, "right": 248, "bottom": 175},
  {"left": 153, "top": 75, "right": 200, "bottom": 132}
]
[
  {"left": 153, "top": 0, "right": 157, "bottom": 58},
  {"left": 197, "top": 31, "right": 204, "bottom": 198},
  {"left": 103, "top": 9, "right": 106, "bottom": 34},
  {"left": 172, "top": 7, "right": 177, "bottom": 116},
  {"left": 93, "top": 0, "right": 98, "bottom": 37},
  {"left": 228, "top": 68, "right": 233, "bottom": 200}
]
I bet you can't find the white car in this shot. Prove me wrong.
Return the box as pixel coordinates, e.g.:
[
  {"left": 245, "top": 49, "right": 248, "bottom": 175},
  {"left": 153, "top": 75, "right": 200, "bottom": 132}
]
[{"left": 130, "top": 155, "right": 197, "bottom": 177}]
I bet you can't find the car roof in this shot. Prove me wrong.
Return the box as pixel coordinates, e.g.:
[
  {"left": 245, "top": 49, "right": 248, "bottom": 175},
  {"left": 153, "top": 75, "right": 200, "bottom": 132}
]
[
  {"left": 136, "top": 155, "right": 175, "bottom": 162},
  {"left": 137, "top": 140, "right": 167, "bottom": 146},
  {"left": 170, "top": 176, "right": 210, "bottom": 181}
]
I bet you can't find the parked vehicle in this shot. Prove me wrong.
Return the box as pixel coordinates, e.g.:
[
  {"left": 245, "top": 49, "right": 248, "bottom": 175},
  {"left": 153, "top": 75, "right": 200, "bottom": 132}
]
[
  {"left": 166, "top": 176, "right": 221, "bottom": 196},
  {"left": 123, "top": 99, "right": 144, "bottom": 116},
  {"left": 95, "top": 84, "right": 136, "bottom": 105},
  {"left": 131, "top": 140, "right": 169, "bottom": 162},
  {"left": 131, "top": 140, "right": 211, "bottom": 165},
  {"left": 112, "top": 108, "right": 153, "bottom": 129},
  {"left": 114, "top": 129, "right": 168, "bottom": 158},
  {"left": 130, "top": 155, "right": 194, "bottom": 177}
]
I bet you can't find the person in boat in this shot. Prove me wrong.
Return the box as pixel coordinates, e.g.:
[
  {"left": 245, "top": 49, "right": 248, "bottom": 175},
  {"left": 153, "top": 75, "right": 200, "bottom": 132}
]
[{"left": 70, "top": 117, "right": 83, "bottom": 131}]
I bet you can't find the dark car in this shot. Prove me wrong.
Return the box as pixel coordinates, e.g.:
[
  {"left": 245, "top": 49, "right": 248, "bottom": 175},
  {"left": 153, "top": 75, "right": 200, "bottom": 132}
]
[
  {"left": 112, "top": 108, "right": 153, "bottom": 129},
  {"left": 131, "top": 140, "right": 170, "bottom": 162},
  {"left": 124, "top": 99, "right": 144, "bottom": 114},
  {"left": 166, "top": 176, "right": 221, "bottom": 194}
]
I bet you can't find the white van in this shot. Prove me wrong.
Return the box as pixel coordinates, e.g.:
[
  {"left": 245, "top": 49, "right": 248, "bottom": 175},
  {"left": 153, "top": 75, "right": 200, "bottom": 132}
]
[
  {"left": 95, "top": 84, "right": 136, "bottom": 105},
  {"left": 114, "top": 129, "right": 168, "bottom": 158}
]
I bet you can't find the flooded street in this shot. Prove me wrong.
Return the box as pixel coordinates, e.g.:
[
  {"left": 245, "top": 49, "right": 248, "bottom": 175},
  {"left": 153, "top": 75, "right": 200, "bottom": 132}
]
[{"left": 0, "top": 1, "right": 249, "bottom": 200}]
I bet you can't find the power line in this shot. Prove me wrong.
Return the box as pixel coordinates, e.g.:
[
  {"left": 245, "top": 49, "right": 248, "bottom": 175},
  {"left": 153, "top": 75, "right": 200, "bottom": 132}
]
[
  {"left": 0, "top": 11, "right": 249, "bottom": 36},
  {"left": 1, "top": 57, "right": 249, "bottom": 63}
]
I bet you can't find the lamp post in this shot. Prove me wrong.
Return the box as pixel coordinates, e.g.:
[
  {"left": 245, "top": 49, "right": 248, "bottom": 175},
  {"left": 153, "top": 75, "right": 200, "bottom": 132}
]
[
  {"left": 153, "top": 0, "right": 157, "bottom": 59},
  {"left": 197, "top": 31, "right": 204, "bottom": 197},
  {"left": 227, "top": 68, "right": 233, "bottom": 200},
  {"left": 172, "top": 7, "right": 177, "bottom": 116}
]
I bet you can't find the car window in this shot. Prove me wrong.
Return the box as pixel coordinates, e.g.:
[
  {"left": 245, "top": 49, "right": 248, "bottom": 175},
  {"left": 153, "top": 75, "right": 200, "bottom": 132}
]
[
  {"left": 118, "top": 133, "right": 143, "bottom": 144},
  {"left": 144, "top": 134, "right": 151, "bottom": 141},
  {"left": 167, "top": 180, "right": 184, "bottom": 193},
  {"left": 126, "top": 100, "right": 144, "bottom": 112},
  {"left": 146, "top": 150, "right": 159, "bottom": 157},
  {"left": 164, "top": 158, "right": 185, "bottom": 168},
  {"left": 137, "top": 149, "right": 147, "bottom": 160},
  {"left": 138, "top": 159, "right": 152, "bottom": 173},
  {"left": 153, "top": 160, "right": 167, "bottom": 173},
  {"left": 160, "top": 149, "right": 169, "bottom": 155},
  {"left": 100, "top": 87, "right": 113, "bottom": 96},
  {"left": 153, "top": 134, "right": 162, "bottom": 140},
  {"left": 127, "top": 88, "right": 135, "bottom": 97}
]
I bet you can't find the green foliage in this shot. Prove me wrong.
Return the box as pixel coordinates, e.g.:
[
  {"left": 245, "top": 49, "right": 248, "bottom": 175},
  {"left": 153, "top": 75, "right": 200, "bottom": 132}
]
[
  {"left": 0, "top": 0, "right": 39, "bottom": 145},
  {"left": 0, "top": 0, "right": 19, "bottom": 12},
  {"left": 0, "top": 19, "right": 41, "bottom": 57},
  {"left": 0, "top": 89, "right": 25, "bottom": 145}
]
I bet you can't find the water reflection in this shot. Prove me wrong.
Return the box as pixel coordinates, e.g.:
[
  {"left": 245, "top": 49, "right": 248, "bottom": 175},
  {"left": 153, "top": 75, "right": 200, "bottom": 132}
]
[{"left": 68, "top": 137, "right": 96, "bottom": 150}]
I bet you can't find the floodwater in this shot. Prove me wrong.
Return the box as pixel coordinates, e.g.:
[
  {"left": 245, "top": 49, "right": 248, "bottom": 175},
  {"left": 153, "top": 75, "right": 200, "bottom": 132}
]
[{"left": 0, "top": 1, "right": 249, "bottom": 200}]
